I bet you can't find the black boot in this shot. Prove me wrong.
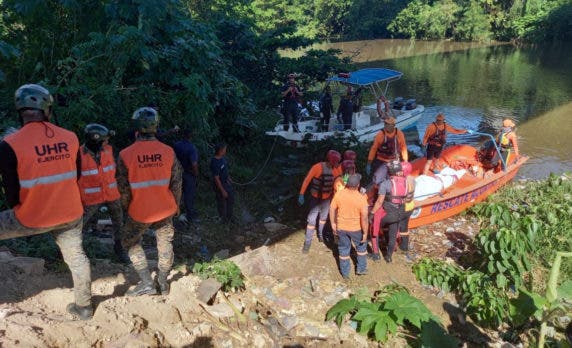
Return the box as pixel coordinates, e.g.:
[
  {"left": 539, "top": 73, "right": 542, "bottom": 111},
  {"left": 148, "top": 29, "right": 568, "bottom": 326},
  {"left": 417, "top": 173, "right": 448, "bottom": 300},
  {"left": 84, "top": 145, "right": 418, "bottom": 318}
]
[
  {"left": 66, "top": 303, "right": 93, "bottom": 320},
  {"left": 157, "top": 271, "right": 170, "bottom": 295},
  {"left": 114, "top": 240, "right": 130, "bottom": 264},
  {"left": 126, "top": 269, "right": 157, "bottom": 296}
]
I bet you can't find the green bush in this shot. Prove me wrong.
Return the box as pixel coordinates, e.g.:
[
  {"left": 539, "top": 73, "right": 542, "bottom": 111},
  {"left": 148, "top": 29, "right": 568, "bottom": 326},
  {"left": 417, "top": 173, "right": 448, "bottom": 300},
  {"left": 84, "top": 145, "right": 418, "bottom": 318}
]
[{"left": 192, "top": 259, "right": 245, "bottom": 291}]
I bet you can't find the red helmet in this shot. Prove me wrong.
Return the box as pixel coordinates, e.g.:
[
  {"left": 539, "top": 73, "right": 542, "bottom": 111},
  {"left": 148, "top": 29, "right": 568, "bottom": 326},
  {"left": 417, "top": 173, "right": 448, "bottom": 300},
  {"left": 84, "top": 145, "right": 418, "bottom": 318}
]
[
  {"left": 326, "top": 150, "right": 341, "bottom": 166},
  {"left": 401, "top": 161, "right": 412, "bottom": 176},
  {"left": 343, "top": 150, "right": 357, "bottom": 161},
  {"left": 342, "top": 160, "right": 356, "bottom": 174}
]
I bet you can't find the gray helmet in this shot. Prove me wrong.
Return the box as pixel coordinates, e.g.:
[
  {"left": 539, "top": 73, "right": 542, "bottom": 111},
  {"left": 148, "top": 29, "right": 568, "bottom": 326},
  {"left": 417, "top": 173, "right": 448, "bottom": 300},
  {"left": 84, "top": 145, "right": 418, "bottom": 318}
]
[
  {"left": 387, "top": 160, "right": 403, "bottom": 176},
  {"left": 85, "top": 123, "right": 112, "bottom": 143},
  {"left": 14, "top": 84, "right": 53, "bottom": 115},
  {"left": 132, "top": 107, "right": 159, "bottom": 134}
]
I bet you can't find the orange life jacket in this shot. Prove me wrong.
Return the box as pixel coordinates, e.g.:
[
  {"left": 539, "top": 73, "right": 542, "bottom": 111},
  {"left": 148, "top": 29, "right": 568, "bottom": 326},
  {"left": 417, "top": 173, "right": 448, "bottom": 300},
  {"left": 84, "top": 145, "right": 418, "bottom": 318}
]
[
  {"left": 119, "top": 140, "right": 177, "bottom": 223},
  {"left": 376, "top": 130, "right": 398, "bottom": 161},
  {"left": 78, "top": 144, "right": 120, "bottom": 206},
  {"left": 428, "top": 122, "right": 447, "bottom": 146},
  {"left": 309, "top": 162, "right": 335, "bottom": 200},
  {"left": 4, "top": 122, "right": 83, "bottom": 228}
]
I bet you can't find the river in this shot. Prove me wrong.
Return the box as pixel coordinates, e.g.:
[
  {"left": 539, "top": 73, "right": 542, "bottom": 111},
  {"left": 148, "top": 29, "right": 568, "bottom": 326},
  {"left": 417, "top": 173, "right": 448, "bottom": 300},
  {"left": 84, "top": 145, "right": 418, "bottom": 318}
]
[{"left": 310, "top": 40, "right": 572, "bottom": 179}]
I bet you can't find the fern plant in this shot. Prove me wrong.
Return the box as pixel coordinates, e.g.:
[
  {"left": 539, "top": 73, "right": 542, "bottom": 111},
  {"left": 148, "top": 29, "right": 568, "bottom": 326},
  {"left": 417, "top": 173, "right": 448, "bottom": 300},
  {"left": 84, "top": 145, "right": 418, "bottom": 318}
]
[{"left": 192, "top": 259, "right": 245, "bottom": 291}]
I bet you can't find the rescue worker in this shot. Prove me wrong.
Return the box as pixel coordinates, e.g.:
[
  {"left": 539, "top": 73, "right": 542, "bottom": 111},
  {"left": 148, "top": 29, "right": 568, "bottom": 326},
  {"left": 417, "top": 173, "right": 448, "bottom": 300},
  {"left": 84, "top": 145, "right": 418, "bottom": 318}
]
[
  {"left": 117, "top": 107, "right": 182, "bottom": 296},
  {"left": 329, "top": 174, "right": 369, "bottom": 279},
  {"left": 298, "top": 150, "right": 342, "bottom": 253},
  {"left": 337, "top": 88, "right": 354, "bottom": 130},
  {"left": 370, "top": 160, "right": 412, "bottom": 263},
  {"left": 421, "top": 113, "right": 469, "bottom": 175},
  {"left": 281, "top": 73, "right": 303, "bottom": 132},
  {"left": 78, "top": 123, "right": 126, "bottom": 260},
  {"left": 497, "top": 118, "right": 519, "bottom": 166},
  {"left": 319, "top": 85, "right": 334, "bottom": 131},
  {"left": 210, "top": 143, "right": 234, "bottom": 224},
  {"left": 366, "top": 116, "right": 408, "bottom": 182},
  {"left": 174, "top": 128, "right": 200, "bottom": 224},
  {"left": 343, "top": 149, "right": 357, "bottom": 162},
  {"left": 0, "top": 84, "right": 92, "bottom": 320},
  {"left": 397, "top": 161, "right": 416, "bottom": 254}
]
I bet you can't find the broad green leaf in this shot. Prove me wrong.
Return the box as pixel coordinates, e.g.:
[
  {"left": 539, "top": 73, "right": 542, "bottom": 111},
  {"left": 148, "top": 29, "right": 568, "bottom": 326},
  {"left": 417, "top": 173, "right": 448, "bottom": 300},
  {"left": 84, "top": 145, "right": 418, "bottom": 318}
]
[
  {"left": 420, "top": 320, "right": 459, "bottom": 348},
  {"left": 374, "top": 319, "right": 388, "bottom": 342},
  {"left": 383, "top": 291, "right": 434, "bottom": 329},
  {"left": 557, "top": 280, "right": 572, "bottom": 300},
  {"left": 509, "top": 288, "right": 547, "bottom": 326},
  {"left": 326, "top": 297, "right": 358, "bottom": 327}
]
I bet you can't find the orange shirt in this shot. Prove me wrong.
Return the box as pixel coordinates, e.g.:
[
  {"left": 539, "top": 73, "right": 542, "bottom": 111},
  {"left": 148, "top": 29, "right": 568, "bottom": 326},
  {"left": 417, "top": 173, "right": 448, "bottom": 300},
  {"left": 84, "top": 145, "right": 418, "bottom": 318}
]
[
  {"left": 330, "top": 188, "right": 368, "bottom": 231},
  {"left": 422, "top": 123, "right": 466, "bottom": 146},
  {"left": 367, "top": 129, "right": 408, "bottom": 162}
]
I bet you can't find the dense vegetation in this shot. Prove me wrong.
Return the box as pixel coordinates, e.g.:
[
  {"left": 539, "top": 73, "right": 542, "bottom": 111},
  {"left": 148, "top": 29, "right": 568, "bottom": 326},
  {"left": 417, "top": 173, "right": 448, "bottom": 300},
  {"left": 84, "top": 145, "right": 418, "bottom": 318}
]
[{"left": 413, "top": 174, "right": 572, "bottom": 346}]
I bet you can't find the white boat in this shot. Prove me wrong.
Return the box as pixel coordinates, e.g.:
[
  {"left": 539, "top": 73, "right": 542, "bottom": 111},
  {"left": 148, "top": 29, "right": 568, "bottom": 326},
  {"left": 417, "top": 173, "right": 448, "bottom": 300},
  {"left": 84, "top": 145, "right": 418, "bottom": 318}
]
[{"left": 266, "top": 68, "right": 425, "bottom": 144}]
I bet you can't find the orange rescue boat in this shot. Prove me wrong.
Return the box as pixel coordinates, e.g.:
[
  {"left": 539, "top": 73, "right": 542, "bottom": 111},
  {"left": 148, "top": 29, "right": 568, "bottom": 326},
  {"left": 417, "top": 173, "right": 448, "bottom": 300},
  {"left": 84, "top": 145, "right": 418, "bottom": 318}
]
[{"left": 406, "top": 139, "right": 528, "bottom": 228}]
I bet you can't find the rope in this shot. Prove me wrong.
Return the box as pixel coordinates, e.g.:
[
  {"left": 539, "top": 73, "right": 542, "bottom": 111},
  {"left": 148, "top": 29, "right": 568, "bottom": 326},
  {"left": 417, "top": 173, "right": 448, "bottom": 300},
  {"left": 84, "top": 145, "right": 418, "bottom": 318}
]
[{"left": 232, "top": 135, "right": 279, "bottom": 186}]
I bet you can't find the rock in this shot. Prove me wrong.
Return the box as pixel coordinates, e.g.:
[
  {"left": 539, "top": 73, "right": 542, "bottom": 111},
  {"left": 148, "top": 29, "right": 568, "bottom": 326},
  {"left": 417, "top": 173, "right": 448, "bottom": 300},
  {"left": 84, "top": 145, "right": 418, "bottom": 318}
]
[
  {"left": 229, "top": 246, "right": 274, "bottom": 277},
  {"left": 264, "top": 222, "right": 288, "bottom": 233},
  {"left": 206, "top": 303, "right": 234, "bottom": 318},
  {"left": 7, "top": 257, "right": 45, "bottom": 275},
  {"left": 263, "top": 216, "right": 275, "bottom": 223},
  {"left": 190, "top": 322, "right": 212, "bottom": 337},
  {"left": 446, "top": 227, "right": 455, "bottom": 233},
  {"left": 196, "top": 278, "right": 222, "bottom": 304},
  {"left": 213, "top": 249, "right": 230, "bottom": 260},
  {"left": 434, "top": 232, "right": 443, "bottom": 237},
  {"left": 278, "top": 315, "right": 298, "bottom": 331}
]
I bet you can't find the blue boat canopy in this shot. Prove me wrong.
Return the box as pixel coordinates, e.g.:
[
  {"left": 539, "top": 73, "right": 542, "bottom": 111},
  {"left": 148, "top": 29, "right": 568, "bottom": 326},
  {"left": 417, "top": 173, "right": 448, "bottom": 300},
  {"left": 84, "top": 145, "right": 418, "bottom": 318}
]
[{"left": 327, "top": 68, "right": 402, "bottom": 86}]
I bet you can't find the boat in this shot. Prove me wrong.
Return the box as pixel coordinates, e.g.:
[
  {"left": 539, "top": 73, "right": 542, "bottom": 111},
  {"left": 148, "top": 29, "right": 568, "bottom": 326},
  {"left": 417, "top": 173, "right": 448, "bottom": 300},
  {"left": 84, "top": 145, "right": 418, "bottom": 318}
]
[
  {"left": 266, "top": 68, "right": 425, "bottom": 145},
  {"left": 404, "top": 133, "right": 528, "bottom": 228}
]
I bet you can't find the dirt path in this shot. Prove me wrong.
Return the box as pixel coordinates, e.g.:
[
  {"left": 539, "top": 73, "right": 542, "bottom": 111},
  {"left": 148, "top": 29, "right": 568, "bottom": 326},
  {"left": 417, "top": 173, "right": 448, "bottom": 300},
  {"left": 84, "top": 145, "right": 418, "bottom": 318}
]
[{"left": 0, "top": 216, "right": 486, "bottom": 347}]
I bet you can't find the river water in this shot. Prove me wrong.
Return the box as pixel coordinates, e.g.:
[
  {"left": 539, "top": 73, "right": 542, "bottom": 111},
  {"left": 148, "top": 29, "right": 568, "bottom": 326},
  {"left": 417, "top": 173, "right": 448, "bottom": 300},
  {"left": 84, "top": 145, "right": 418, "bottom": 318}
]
[{"left": 314, "top": 40, "right": 572, "bottom": 179}]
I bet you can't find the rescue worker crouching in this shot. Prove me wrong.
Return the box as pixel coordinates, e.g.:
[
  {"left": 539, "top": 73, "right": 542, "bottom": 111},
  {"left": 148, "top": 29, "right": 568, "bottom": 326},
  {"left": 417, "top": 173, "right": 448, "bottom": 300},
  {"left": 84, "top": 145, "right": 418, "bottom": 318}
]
[
  {"left": 421, "top": 113, "right": 469, "bottom": 175},
  {"left": 298, "top": 150, "right": 342, "bottom": 253},
  {"left": 78, "top": 123, "right": 127, "bottom": 262},
  {"left": 370, "top": 160, "right": 412, "bottom": 263},
  {"left": 117, "top": 107, "right": 183, "bottom": 296},
  {"left": 366, "top": 116, "right": 408, "bottom": 182},
  {"left": 0, "top": 84, "right": 92, "bottom": 320},
  {"left": 329, "top": 174, "right": 369, "bottom": 279}
]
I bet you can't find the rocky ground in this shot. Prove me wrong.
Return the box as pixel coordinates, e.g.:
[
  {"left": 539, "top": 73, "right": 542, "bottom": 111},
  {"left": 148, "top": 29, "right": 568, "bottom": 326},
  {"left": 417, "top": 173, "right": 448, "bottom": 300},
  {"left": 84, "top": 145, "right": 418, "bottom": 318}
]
[{"left": 0, "top": 214, "right": 505, "bottom": 347}]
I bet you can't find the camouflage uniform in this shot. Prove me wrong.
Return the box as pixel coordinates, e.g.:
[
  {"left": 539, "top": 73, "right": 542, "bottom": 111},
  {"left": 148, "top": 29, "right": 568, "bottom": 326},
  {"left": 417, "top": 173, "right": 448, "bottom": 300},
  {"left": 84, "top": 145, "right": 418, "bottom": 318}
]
[
  {"left": 0, "top": 211, "right": 91, "bottom": 307},
  {"left": 83, "top": 200, "right": 123, "bottom": 243},
  {"left": 116, "top": 149, "right": 182, "bottom": 274}
]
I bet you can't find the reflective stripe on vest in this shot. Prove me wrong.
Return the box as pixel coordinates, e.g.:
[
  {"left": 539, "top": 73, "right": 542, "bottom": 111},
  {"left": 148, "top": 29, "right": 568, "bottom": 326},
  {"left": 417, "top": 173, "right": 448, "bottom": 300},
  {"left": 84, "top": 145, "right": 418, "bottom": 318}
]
[
  {"left": 377, "top": 130, "right": 398, "bottom": 160},
  {"left": 4, "top": 122, "right": 83, "bottom": 228},
  {"left": 78, "top": 144, "right": 121, "bottom": 206},
  {"left": 19, "top": 170, "right": 76, "bottom": 188},
  {"left": 309, "top": 162, "right": 334, "bottom": 199},
  {"left": 119, "top": 140, "right": 177, "bottom": 223}
]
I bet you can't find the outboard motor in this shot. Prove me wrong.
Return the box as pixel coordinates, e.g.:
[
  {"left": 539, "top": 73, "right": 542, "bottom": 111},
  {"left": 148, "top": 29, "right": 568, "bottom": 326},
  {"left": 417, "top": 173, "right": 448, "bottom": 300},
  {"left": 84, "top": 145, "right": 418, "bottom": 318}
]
[
  {"left": 405, "top": 99, "right": 417, "bottom": 110},
  {"left": 393, "top": 97, "right": 404, "bottom": 110},
  {"left": 478, "top": 140, "right": 500, "bottom": 169}
]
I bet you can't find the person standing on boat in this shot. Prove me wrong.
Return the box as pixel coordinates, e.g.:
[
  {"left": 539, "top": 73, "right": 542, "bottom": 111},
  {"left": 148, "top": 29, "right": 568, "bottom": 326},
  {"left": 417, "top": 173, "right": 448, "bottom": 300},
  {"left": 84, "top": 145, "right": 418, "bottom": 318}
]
[
  {"left": 337, "top": 88, "right": 354, "bottom": 130},
  {"left": 281, "top": 73, "right": 303, "bottom": 132},
  {"left": 329, "top": 174, "right": 369, "bottom": 279},
  {"left": 319, "top": 86, "right": 334, "bottom": 131},
  {"left": 366, "top": 116, "right": 408, "bottom": 182},
  {"left": 497, "top": 118, "right": 519, "bottom": 166},
  {"left": 298, "top": 150, "right": 342, "bottom": 253},
  {"left": 377, "top": 96, "right": 391, "bottom": 119},
  {"left": 369, "top": 161, "right": 412, "bottom": 263},
  {"left": 421, "top": 113, "right": 469, "bottom": 175}
]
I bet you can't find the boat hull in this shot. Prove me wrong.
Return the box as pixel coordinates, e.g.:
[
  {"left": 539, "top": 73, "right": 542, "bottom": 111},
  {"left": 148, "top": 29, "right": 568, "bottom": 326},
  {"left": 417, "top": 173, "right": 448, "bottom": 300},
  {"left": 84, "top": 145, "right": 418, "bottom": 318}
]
[{"left": 408, "top": 155, "right": 528, "bottom": 228}]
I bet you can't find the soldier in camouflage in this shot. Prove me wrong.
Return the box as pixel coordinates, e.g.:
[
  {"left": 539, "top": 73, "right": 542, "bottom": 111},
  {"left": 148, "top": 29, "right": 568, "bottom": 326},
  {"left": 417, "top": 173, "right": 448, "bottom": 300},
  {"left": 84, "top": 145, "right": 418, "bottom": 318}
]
[{"left": 117, "top": 107, "right": 182, "bottom": 296}]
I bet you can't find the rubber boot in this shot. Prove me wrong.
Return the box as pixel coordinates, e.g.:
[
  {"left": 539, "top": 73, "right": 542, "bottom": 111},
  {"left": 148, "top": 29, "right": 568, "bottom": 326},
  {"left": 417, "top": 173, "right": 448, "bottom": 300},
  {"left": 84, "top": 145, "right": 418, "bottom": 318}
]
[
  {"left": 66, "top": 303, "right": 93, "bottom": 320},
  {"left": 302, "top": 242, "right": 311, "bottom": 254},
  {"left": 114, "top": 240, "right": 130, "bottom": 264},
  {"left": 157, "top": 271, "right": 170, "bottom": 295},
  {"left": 126, "top": 269, "right": 157, "bottom": 296}
]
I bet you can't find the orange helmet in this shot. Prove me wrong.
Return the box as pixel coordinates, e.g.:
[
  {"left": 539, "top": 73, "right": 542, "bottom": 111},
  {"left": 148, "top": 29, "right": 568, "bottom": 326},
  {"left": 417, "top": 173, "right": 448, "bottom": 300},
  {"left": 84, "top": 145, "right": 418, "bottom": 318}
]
[
  {"left": 343, "top": 150, "right": 357, "bottom": 161},
  {"left": 326, "top": 150, "right": 341, "bottom": 166},
  {"left": 341, "top": 160, "right": 356, "bottom": 174},
  {"left": 384, "top": 116, "right": 396, "bottom": 125},
  {"left": 502, "top": 119, "right": 515, "bottom": 128}
]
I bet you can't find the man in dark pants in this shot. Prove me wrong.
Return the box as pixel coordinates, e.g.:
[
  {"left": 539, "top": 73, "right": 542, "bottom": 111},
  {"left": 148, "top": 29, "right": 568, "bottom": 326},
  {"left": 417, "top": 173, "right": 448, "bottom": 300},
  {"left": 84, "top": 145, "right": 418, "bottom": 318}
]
[
  {"left": 117, "top": 107, "right": 182, "bottom": 296},
  {"left": 281, "top": 73, "right": 303, "bottom": 132},
  {"left": 0, "top": 84, "right": 92, "bottom": 320},
  {"left": 319, "top": 86, "right": 334, "bottom": 131},
  {"left": 174, "top": 128, "right": 200, "bottom": 224},
  {"left": 337, "top": 89, "right": 354, "bottom": 130},
  {"left": 210, "top": 143, "right": 234, "bottom": 223}
]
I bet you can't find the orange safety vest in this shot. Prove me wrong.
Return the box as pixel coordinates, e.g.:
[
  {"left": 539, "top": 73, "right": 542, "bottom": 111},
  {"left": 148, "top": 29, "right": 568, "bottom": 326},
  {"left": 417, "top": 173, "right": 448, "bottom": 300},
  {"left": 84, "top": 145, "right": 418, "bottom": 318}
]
[
  {"left": 119, "top": 140, "right": 177, "bottom": 223},
  {"left": 4, "top": 122, "right": 83, "bottom": 228},
  {"left": 78, "top": 144, "right": 120, "bottom": 206},
  {"left": 376, "top": 130, "right": 399, "bottom": 161}
]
